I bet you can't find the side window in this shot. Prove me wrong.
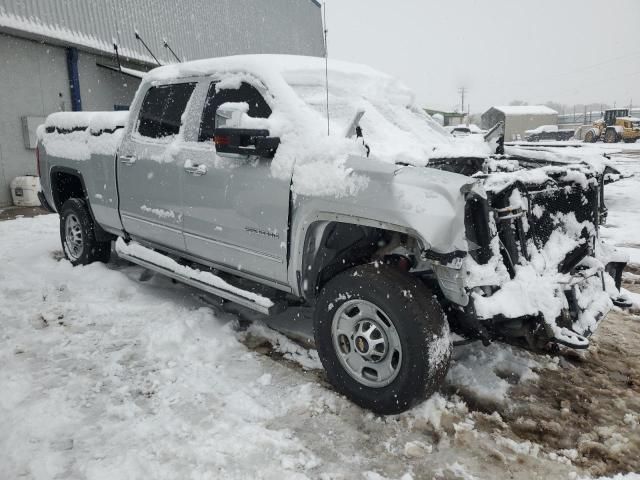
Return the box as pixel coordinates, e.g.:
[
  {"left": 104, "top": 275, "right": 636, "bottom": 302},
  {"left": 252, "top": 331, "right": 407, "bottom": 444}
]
[
  {"left": 199, "top": 82, "right": 272, "bottom": 142},
  {"left": 137, "top": 82, "right": 196, "bottom": 139}
]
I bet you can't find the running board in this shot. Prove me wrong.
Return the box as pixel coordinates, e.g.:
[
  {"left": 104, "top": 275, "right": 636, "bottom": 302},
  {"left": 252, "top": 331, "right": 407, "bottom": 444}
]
[{"left": 115, "top": 238, "right": 280, "bottom": 315}]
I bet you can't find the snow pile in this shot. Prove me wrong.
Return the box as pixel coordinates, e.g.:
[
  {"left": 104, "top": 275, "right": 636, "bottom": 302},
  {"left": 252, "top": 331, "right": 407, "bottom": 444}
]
[
  {"left": 0, "top": 215, "right": 331, "bottom": 478},
  {"left": 471, "top": 209, "right": 616, "bottom": 339},
  {"left": 38, "top": 111, "right": 129, "bottom": 161},
  {"left": 44, "top": 111, "right": 129, "bottom": 134},
  {"left": 525, "top": 125, "right": 559, "bottom": 135},
  {"left": 140, "top": 205, "right": 176, "bottom": 220},
  {"left": 599, "top": 154, "right": 640, "bottom": 265},
  {"left": 480, "top": 157, "right": 604, "bottom": 193},
  {"left": 447, "top": 341, "right": 540, "bottom": 409},
  {"left": 2, "top": 214, "right": 637, "bottom": 478},
  {"left": 465, "top": 154, "right": 624, "bottom": 340}
]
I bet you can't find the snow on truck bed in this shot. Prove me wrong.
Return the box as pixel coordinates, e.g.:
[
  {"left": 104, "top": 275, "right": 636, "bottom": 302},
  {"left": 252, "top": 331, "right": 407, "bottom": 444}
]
[{"left": 38, "top": 111, "right": 129, "bottom": 161}]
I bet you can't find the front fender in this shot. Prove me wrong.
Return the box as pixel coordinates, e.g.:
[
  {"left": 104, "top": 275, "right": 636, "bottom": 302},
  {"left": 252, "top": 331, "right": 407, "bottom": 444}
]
[{"left": 287, "top": 157, "right": 475, "bottom": 296}]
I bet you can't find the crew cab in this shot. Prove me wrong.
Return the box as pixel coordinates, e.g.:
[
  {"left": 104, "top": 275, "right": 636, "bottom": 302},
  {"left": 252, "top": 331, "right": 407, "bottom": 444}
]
[{"left": 37, "top": 55, "right": 627, "bottom": 414}]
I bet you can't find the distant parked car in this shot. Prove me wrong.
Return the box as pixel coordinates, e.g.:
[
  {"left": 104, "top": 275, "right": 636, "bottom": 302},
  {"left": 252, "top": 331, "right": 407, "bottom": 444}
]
[
  {"left": 524, "top": 125, "right": 575, "bottom": 142},
  {"left": 444, "top": 124, "right": 486, "bottom": 138}
]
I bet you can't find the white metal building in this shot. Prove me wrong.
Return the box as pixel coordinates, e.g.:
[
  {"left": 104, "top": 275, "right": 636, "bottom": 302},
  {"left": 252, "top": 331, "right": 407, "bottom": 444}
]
[
  {"left": 0, "top": 0, "right": 324, "bottom": 206},
  {"left": 481, "top": 106, "right": 558, "bottom": 142}
]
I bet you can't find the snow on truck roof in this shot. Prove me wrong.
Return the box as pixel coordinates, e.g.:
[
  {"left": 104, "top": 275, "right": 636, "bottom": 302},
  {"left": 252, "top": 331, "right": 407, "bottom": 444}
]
[
  {"left": 145, "top": 54, "right": 390, "bottom": 84},
  {"left": 493, "top": 105, "right": 558, "bottom": 116}
]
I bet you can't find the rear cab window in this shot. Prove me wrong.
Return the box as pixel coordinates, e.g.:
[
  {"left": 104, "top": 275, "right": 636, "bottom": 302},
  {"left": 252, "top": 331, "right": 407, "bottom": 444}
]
[{"left": 136, "top": 82, "right": 196, "bottom": 139}]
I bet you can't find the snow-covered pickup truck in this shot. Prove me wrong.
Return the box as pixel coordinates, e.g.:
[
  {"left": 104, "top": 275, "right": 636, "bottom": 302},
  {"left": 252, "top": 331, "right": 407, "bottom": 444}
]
[{"left": 37, "top": 55, "right": 628, "bottom": 414}]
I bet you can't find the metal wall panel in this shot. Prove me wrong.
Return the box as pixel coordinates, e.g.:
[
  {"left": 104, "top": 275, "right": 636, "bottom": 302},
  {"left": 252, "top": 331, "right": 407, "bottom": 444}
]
[{"left": 0, "top": 0, "right": 324, "bottom": 65}]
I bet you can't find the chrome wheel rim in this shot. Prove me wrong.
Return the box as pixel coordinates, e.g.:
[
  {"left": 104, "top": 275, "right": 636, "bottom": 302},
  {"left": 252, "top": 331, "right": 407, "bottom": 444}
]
[
  {"left": 331, "top": 299, "right": 402, "bottom": 388},
  {"left": 64, "top": 214, "right": 84, "bottom": 260}
]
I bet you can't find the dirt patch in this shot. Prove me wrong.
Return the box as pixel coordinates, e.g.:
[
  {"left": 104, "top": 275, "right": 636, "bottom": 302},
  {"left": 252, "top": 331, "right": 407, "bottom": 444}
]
[
  {"left": 232, "top": 278, "right": 640, "bottom": 478},
  {"left": 0, "top": 206, "right": 48, "bottom": 221},
  {"left": 495, "top": 283, "right": 640, "bottom": 477}
]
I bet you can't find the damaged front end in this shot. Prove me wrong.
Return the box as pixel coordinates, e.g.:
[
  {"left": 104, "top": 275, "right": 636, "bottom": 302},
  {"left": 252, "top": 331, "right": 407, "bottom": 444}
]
[{"left": 427, "top": 155, "right": 628, "bottom": 351}]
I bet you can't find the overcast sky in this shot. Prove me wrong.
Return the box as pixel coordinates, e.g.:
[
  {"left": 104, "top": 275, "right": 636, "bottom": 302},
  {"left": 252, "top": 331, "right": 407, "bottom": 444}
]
[{"left": 327, "top": 0, "right": 640, "bottom": 114}]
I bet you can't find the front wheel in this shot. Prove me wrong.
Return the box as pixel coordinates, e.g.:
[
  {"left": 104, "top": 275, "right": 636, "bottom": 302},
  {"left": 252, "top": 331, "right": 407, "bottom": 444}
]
[
  {"left": 604, "top": 128, "right": 619, "bottom": 143},
  {"left": 313, "top": 264, "right": 451, "bottom": 414},
  {"left": 60, "top": 198, "right": 111, "bottom": 266},
  {"left": 584, "top": 130, "right": 596, "bottom": 143}
]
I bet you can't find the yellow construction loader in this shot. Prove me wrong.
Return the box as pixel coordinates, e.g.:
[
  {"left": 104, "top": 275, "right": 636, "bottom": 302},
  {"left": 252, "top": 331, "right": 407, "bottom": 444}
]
[{"left": 584, "top": 108, "right": 640, "bottom": 143}]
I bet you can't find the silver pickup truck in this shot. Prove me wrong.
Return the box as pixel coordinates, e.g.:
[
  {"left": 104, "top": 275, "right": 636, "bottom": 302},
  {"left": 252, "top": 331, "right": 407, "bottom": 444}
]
[{"left": 37, "top": 55, "right": 627, "bottom": 414}]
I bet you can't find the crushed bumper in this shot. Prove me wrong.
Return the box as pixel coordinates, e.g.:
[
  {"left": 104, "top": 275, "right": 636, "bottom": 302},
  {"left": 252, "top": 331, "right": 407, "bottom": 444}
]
[{"left": 468, "top": 258, "right": 625, "bottom": 350}]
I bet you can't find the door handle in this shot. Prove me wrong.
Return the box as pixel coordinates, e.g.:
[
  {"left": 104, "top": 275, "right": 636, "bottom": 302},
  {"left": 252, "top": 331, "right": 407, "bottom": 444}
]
[
  {"left": 184, "top": 162, "right": 207, "bottom": 176},
  {"left": 120, "top": 154, "right": 137, "bottom": 165}
]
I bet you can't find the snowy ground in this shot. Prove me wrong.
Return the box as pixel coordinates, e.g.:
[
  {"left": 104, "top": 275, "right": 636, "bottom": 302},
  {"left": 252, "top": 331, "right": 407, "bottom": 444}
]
[
  {"left": 1, "top": 148, "right": 640, "bottom": 479},
  {"left": 599, "top": 148, "right": 640, "bottom": 266}
]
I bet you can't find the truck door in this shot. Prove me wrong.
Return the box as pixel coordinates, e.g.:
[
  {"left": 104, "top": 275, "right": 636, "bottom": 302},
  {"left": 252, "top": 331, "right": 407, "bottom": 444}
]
[
  {"left": 117, "top": 82, "right": 196, "bottom": 250},
  {"left": 178, "top": 81, "right": 291, "bottom": 286}
]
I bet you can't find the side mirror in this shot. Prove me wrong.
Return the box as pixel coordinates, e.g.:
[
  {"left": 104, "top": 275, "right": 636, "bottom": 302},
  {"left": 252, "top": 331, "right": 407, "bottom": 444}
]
[
  {"left": 216, "top": 103, "right": 247, "bottom": 129},
  {"left": 214, "top": 128, "right": 280, "bottom": 158}
]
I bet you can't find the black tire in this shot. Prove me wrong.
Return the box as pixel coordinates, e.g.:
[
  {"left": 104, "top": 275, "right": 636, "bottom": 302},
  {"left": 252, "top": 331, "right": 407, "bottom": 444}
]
[
  {"left": 604, "top": 128, "right": 619, "bottom": 143},
  {"left": 584, "top": 130, "right": 596, "bottom": 143},
  {"left": 59, "top": 198, "right": 111, "bottom": 266},
  {"left": 313, "top": 264, "right": 451, "bottom": 414}
]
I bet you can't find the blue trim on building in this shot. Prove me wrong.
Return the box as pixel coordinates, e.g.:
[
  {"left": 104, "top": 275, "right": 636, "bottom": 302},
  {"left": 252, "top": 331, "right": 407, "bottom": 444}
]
[{"left": 65, "top": 47, "right": 82, "bottom": 111}]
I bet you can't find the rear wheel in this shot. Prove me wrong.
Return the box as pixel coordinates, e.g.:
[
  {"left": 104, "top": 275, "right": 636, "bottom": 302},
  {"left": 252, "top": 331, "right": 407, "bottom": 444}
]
[
  {"left": 60, "top": 198, "right": 111, "bottom": 266},
  {"left": 313, "top": 264, "right": 451, "bottom": 414},
  {"left": 584, "top": 130, "right": 596, "bottom": 143},
  {"left": 604, "top": 128, "right": 619, "bottom": 143}
]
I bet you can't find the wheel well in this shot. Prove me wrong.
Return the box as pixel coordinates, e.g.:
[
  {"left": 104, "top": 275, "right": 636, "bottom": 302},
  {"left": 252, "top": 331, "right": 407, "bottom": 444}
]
[
  {"left": 300, "top": 221, "right": 422, "bottom": 300},
  {"left": 51, "top": 170, "right": 85, "bottom": 211},
  {"left": 49, "top": 169, "right": 115, "bottom": 242}
]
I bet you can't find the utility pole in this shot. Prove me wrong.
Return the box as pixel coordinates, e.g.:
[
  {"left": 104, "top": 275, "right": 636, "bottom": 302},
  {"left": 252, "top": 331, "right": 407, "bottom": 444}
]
[{"left": 458, "top": 87, "right": 466, "bottom": 114}]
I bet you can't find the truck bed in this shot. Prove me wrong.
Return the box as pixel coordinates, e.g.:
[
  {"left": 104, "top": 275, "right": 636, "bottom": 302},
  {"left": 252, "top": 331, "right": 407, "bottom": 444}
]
[{"left": 37, "top": 111, "right": 129, "bottom": 232}]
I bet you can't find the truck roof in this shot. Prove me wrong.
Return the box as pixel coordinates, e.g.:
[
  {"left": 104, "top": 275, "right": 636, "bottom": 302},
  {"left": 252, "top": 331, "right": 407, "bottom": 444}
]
[{"left": 145, "top": 54, "right": 389, "bottom": 84}]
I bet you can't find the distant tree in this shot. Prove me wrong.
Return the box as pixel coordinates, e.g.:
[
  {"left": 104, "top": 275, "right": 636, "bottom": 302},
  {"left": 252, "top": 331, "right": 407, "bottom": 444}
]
[
  {"left": 544, "top": 101, "right": 565, "bottom": 114},
  {"left": 509, "top": 100, "right": 529, "bottom": 106}
]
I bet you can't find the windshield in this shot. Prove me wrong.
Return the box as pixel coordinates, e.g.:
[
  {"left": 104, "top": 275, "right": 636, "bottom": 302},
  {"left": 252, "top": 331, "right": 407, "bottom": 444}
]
[{"left": 286, "top": 70, "right": 455, "bottom": 164}]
